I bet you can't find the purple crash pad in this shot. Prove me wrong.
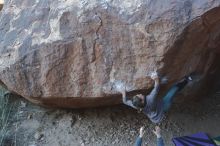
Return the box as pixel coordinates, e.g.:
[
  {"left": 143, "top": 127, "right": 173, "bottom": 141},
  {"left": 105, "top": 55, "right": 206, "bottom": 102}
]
[{"left": 172, "top": 132, "right": 216, "bottom": 146}]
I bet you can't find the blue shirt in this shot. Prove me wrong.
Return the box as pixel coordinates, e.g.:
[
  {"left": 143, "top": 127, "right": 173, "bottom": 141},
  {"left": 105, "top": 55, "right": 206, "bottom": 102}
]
[{"left": 123, "top": 80, "right": 164, "bottom": 123}]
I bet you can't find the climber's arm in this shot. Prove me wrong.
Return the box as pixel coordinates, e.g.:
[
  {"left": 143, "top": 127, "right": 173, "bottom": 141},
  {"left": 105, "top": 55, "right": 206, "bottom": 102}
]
[
  {"left": 121, "top": 88, "right": 137, "bottom": 109},
  {"left": 145, "top": 73, "right": 160, "bottom": 104}
]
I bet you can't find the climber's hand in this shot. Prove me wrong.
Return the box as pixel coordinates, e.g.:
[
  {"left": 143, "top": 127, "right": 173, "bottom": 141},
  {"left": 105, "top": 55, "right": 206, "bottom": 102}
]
[
  {"left": 139, "top": 126, "right": 145, "bottom": 138},
  {"left": 150, "top": 71, "right": 159, "bottom": 81},
  {"left": 153, "top": 126, "right": 162, "bottom": 138}
]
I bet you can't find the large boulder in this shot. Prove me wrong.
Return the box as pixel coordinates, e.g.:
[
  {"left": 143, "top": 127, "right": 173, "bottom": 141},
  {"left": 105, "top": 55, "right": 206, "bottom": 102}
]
[{"left": 0, "top": 0, "right": 220, "bottom": 108}]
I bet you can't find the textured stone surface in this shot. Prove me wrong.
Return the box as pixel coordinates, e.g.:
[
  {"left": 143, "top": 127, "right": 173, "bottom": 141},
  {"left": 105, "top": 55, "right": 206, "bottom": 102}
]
[{"left": 0, "top": 0, "right": 220, "bottom": 108}]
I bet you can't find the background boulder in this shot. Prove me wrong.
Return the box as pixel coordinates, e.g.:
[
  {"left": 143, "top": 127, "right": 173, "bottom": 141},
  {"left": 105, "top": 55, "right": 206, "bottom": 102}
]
[{"left": 0, "top": 0, "right": 220, "bottom": 108}]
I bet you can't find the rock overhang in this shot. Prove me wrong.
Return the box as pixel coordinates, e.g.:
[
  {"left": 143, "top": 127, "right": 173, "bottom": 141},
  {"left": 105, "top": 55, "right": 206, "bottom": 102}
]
[{"left": 0, "top": 0, "right": 220, "bottom": 108}]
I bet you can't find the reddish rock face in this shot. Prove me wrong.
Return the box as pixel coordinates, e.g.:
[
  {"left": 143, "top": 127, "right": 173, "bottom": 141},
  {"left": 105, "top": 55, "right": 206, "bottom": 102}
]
[{"left": 0, "top": 0, "right": 220, "bottom": 108}]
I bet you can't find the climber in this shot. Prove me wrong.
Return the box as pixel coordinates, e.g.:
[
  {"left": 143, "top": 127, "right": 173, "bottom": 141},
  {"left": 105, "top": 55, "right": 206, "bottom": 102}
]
[
  {"left": 135, "top": 126, "right": 164, "bottom": 146},
  {"left": 120, "top": 72, "right": 193, "bottom": 123}
]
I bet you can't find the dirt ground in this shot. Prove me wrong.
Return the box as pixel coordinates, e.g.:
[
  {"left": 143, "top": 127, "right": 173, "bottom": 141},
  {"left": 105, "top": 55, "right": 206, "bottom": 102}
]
[{"left": 2, "top": 91, "right": 220, "bottom": 146}]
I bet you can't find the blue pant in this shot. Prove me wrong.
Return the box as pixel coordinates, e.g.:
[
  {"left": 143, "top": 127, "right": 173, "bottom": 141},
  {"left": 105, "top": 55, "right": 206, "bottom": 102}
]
[
  {"left": 162, "top": 78, "right": 188, "bottom": 112},
  {"left": 162, "top": 85, "right": 179, "bottom": 112}
]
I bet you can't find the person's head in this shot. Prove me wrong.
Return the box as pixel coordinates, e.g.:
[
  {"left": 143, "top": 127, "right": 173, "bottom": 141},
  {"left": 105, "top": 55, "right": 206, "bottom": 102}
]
[{"left": 132, "top": 94, "right": 145, "bottom": 109}]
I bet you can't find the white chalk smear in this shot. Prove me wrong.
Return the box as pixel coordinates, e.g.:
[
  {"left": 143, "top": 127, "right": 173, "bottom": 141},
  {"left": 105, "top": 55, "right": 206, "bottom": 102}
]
[
  {"left": 114, "top": 81, "right": 124, "bottom": 92},
  {"left": 113, "top": 80, "right": 134, "bottom": 92}
]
